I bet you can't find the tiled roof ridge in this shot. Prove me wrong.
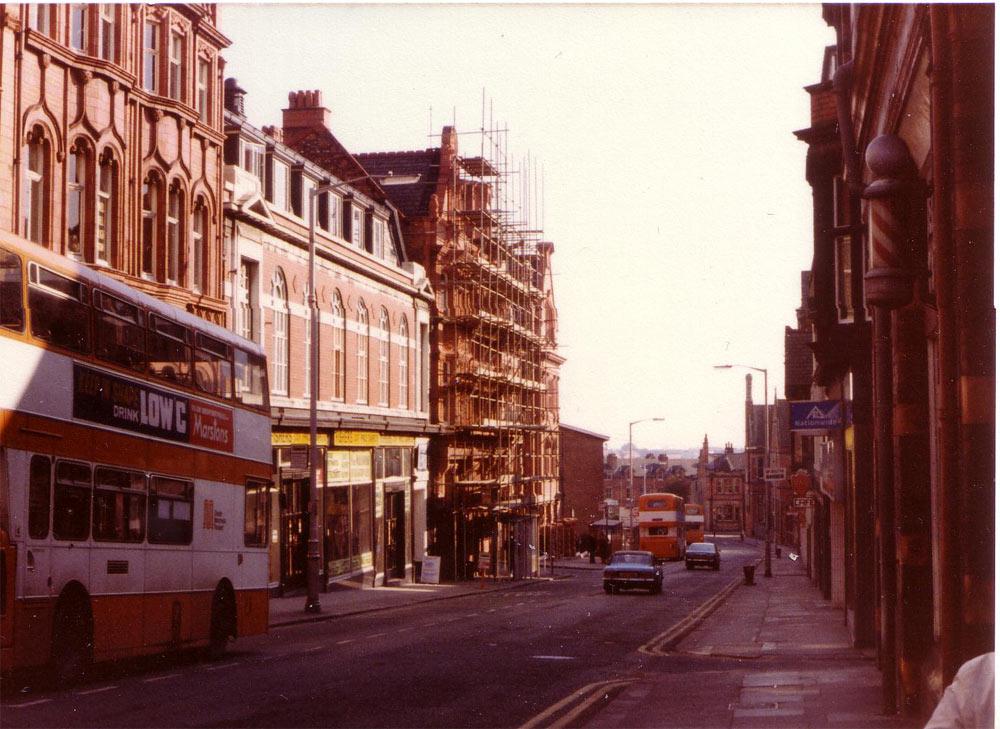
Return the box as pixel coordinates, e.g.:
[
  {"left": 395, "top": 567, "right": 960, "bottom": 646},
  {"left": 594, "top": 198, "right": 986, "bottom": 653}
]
[{"left": 356, "top": 149, "right": 440, "bottom": 160}]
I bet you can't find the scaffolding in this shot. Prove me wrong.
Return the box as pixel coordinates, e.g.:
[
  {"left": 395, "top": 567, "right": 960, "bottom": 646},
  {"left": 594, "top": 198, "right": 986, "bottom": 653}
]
[{"left": 433, "top": 102, "right": 560, "bottom": 580}]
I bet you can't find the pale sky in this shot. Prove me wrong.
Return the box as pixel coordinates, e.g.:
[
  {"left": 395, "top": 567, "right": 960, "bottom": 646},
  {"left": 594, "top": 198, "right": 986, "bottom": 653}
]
[{"left": 220, "top": 3, "right": 836, "bottom": 451}]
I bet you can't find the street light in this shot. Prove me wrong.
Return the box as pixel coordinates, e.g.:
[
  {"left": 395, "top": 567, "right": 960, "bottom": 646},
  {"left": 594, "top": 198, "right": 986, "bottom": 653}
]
[
  {"left": 714, "top": 364, "right": 771, "bottom": 578},
  {"left": 305, "top": 172, "right": 390, "bottom": 614},
  {"left": 628, "top": 417, "right": 664, "bottom": 548}
]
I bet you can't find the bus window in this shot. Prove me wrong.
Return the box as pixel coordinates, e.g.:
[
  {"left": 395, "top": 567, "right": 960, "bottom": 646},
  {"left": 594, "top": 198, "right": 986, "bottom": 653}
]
[
  {"left": 234, "top": 348, "right": 268, "bottom": 410},
  {"left": 94, "top": 291, "right": 146, "bottom": 372},
  {"left": 148, "top": 476, "right": 193, "bottom": 545},
  {"left": 28, "top": 263, "right": 91, "bottom": 353},
  {"left": 148, "top": 314, "right": 191, "bottom": 385},
  {"left": 244, "top": 479, "right": 269, "bottom": 547},
  {"left": 28, "top": 455, "right": 51, "bottom": 539},
  {"left": 53, "top": 461, "right": 92, "bottom": 541},
  {"left": 93, "top": 467, "right": 146, "bottom": 543},
  {"left": 0, "top": 248, "right": 24, "bottom": 331},
  {"left": 194, "top": 333, "right": 233, "bottom": 399}
]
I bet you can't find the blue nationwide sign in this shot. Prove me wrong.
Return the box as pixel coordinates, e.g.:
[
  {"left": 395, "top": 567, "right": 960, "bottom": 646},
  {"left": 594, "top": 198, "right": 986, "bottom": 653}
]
[{"left": 790, "top": 400, "right": 850, "bottom": 431}]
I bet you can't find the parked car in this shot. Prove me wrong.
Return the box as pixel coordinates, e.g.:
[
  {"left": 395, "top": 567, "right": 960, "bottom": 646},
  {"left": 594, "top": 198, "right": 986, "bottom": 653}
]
[
  {"left": 685, "top": 541, "right": 721, "bottom": 570},
  {"left": 603, "top": 550, "right": 663, "bottom": 594}
]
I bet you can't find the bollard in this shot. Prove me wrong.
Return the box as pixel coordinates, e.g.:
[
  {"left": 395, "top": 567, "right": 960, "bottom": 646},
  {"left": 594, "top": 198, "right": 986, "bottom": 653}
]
[{"left": 743, "top": 564, "right": 756, "bottom": 585}]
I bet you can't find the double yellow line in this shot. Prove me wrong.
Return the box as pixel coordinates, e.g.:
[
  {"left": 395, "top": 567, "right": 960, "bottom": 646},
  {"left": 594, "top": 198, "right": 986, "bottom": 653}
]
[
  {"left": 519, "top": 678, "right": 638, "bottom": 729},
  {"left": 638, "top": 576, "right": 742, "bottom": 656}
]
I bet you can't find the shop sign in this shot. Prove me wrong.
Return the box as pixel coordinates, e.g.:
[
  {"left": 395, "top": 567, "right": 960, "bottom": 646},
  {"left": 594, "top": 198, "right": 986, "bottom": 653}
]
[
  {"left": 272, "top": 431, "right": 330, "bottom": 447},
  {"left": 790, "top": 400, "right": 851, "bottom": 431},
  {"left": 380, "top": 435, "right": 415, "bottom": 447},
  {"left": 334, "top": 430, "right": 380, "bottom": 447}
]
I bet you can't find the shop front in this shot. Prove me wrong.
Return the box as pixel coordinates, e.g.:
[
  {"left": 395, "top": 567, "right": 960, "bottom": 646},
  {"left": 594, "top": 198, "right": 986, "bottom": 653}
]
[{"left": 272, "top": 429, "right": 422, "bottom": 592}]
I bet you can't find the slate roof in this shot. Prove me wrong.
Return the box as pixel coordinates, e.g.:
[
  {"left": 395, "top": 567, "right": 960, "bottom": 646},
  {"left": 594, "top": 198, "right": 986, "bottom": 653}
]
[
  {"left": 282, "top": 127, "right": 387, "bottom": 203},
  {"left": 355, "top": 149, "right": 441, "bottom": 219}
]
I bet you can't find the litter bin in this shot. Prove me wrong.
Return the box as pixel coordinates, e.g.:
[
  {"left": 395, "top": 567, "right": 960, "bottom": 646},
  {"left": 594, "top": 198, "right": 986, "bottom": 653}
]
[{"left": 743, "top": 564, "right": 756, "bottom": 585}]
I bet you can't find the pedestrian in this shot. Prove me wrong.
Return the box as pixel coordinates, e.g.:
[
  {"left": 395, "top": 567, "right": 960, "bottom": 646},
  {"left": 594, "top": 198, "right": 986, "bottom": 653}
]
[{"left": 924, "top": 652, "right": 994, "bottom": 729}]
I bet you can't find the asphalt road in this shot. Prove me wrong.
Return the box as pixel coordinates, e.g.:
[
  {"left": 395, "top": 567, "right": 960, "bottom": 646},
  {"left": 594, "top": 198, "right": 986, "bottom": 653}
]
[{"left": 3, "top": 537, "right": 761, "bottom": 728}]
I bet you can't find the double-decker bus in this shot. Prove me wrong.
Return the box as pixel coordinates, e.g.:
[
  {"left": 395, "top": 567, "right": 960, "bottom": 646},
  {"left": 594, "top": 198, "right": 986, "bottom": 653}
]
[
  {"left": 0, "top": 232, "right": 272, "bottom": 680},
  {"left": 684, "top": 503, "right": 705, "bottom": 544},
  {"left": 637, "top": 492, "right": 686, "bottom": 561}
]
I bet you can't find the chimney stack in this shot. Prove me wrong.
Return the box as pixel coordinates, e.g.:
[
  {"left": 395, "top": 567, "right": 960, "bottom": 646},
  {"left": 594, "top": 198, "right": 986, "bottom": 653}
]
[
  {"left": 283, "top": 89, "right": 331, "bottom": 134},
  {"left": 224, "top": 77, "right": 246, "bottom": 117}
]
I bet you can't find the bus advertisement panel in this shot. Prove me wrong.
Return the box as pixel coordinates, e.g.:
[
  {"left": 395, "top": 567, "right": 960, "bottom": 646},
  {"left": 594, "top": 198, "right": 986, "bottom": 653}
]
[
  {"left": 637, "top": 492, "right": 687, "bottom": 561},
  {"left": 0, "top": 232, "right": 272, "bottom": 679}
]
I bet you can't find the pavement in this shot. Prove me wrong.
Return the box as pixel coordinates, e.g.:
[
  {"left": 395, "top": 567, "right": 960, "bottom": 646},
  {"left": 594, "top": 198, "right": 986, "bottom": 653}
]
[
  {"left": 266, "top": 548, "right": 920, "bottom": 729},
  {"left": 583, "top": 545, "right": 922, "bottom": 729}
]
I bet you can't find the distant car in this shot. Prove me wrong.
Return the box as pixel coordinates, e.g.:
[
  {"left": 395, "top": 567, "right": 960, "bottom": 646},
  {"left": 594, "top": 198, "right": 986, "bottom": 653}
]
[
  {"left": 603, "top": 550, "right": 663, "bottom": 594},
  {"left": 685, "top": 542, "right": 721, "bottom": 570}
]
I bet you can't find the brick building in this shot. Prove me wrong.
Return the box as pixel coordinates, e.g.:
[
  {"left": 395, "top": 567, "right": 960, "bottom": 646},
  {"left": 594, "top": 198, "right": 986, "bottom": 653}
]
[
  {"left": 0, "top": 3, "right": 230, "bottom": 323},
  {"left": 357, "top": 125, "right": 561, "bottom": 581},
  {"left": 795, "top": 5, "right": 994, "bottom": 719},
  {"left": 222, "top": 82, "right": 437, "bottom": 591},
  {"left": 557, "top": 424, "right": 608, "bottom": 554},
  {"left": 696, "top": 437, "right": 744, "bottom": 535}
]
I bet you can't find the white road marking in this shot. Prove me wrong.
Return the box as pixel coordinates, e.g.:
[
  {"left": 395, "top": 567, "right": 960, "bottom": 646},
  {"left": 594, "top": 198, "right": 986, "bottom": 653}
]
[
  {"left": 396, "top": 627, "right": 412, "bottom": 633},
  {"left": 77, "top": 686, "right": 117, "bottom": 696},
  {"left": 336, "top": 639, "right": 354, "bottom": 645},
  {"left": 9, "top": 699, "right": 53, "bottom": 708},
  {"left": 205, "top": 662, "right": 241, "bottom": 671},
  {"left": 368, "top": 633, "right": 386, "bottom": 639},
  {"left": 142, "top": 674, "right": 180, "bottom": 683},
  {"left": 532, "top": 655, "right": 576, "bottom": 661},
  {"left": 305, "top": 645, "right": 324, "bottom": 652}
]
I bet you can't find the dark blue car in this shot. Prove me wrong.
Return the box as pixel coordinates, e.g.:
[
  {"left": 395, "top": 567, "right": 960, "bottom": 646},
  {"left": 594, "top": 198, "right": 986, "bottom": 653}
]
[{"left": 603, "top": 550, "right": 663, "bottom": 594}]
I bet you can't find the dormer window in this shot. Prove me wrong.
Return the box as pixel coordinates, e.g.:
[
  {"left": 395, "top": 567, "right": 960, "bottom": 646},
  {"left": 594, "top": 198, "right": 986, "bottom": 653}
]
[
  {"left": 268, "top": 158, "right": 289, "bottom": 211},
  {"left": 350, "top": 206, "right": 362, "bottom": 247},
  {"left": 240, "top": 141, "right": 264, "bottom": 183}
]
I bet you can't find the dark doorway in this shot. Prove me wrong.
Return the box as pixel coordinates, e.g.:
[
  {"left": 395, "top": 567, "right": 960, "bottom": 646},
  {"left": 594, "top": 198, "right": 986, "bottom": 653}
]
[
  {"left": 280, "top": 477, "right": 309, "bottom": 590},
  {"left": 384, "top": 490, "right": 406, "bottom": 580}
]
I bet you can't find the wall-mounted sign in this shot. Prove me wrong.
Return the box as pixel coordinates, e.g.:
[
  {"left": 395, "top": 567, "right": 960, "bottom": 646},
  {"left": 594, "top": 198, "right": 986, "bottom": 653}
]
[
  {"left": 790, "top": 400, "right": 851, "bottom": 431},
  {"left": 764, "top": 468, "right": 787, "bottom": 481},
  {"left": 334, "top": 430, "right": 380, "bottom": 447},
  {"left": 272, "top": 431, "right": 330, "bottom": 447},
  {"left": 73, "top": 363, "right": 233, "bottom": 453}
]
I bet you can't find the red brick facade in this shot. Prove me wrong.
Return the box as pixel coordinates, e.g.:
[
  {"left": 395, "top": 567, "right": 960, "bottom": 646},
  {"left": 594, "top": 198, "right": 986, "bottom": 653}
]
[{"left": 0, "top": 4, "right": 230, "bottom": 323}]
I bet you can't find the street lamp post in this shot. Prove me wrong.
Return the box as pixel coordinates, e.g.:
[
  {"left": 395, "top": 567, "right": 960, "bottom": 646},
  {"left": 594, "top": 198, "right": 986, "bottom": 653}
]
[
  {"left": 304, "top": 172, "right": 389, "bottom": 614},
  {"left": 715, "top": 364, "right": 770, "bottom": 578},
  {"left": 628, "top": 417, "right": 664, "bottom": 548}
]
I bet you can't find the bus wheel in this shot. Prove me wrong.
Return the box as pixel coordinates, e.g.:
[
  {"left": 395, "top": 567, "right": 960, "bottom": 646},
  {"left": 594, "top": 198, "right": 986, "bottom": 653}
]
[
  {"left": 51, "top": 594, "right": 93, "bottom": 684},
  {"left": 208, "top": 583, "right": 236, "bottom": 660}
]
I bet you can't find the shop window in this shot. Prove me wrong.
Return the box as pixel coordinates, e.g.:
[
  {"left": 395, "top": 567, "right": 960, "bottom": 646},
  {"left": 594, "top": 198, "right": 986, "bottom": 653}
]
[
  {"left": 53, "top": 461, "right": 91, "bottom": 541},
  {"left": 93, "top": 467, "right": 145, "bottom": 543},
  {"left": 324, "top": 485, "right": 351, "bottom": 577},
  {"left": 148, "top": 476, "right": 193, "bottom": 544}
]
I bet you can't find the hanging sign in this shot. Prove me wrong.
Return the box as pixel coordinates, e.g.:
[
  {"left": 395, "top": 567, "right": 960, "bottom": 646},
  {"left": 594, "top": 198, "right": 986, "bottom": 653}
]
[{"left": 790, "top": 400, "right": 850, "bottom": 431}]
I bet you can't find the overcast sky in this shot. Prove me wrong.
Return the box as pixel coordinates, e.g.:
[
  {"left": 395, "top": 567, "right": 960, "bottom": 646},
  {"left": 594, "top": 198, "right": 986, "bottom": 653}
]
[{"left": 221, "top": 3, "right": 835, "bottom": 451}]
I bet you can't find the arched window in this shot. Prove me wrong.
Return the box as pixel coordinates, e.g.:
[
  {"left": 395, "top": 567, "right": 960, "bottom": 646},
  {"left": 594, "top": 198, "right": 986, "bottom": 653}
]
[
  {"left": 96, "top": 150, "right": 118, "bottom": 265},
  {"left": 270, "top": 270, "right": 289, "bottom": 395},
  {"left": 356, "top": 301, "right": 369, "bottom": 404},
  {"left": 398, "top": 317, "right": 409, "bottom": 409},
  {"left": 332, "top": 291, "right": 345, "bottom": 401},
  {"left": 21, "top": 126, "right": 50, "bottom": 245},
  {"left": 66, "top": 140, "right": 89, "bottom": 258},
  {"left": 378, "top": 308, "right": 390, "bottom": 405},
  {"left": 141, "top": 173, "right": 160, "bottom": 277},
  {"left": 191, "top": 197, "right": 207, "bottom": 292},
  {"left": 166, "top": 183, "right": 183, "bottom": 284}
]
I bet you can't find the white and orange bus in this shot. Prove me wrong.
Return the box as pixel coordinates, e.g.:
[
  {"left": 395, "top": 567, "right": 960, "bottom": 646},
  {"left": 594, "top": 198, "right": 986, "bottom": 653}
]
[
  {"left": 0, "top": 232, "right": 272, "bottom": 680},
  {"left": 684, "top": 503, "right": 705, "bottom": 544},
  {"left": 637, "top": 492, "right": 686, "bottom": 561}
]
